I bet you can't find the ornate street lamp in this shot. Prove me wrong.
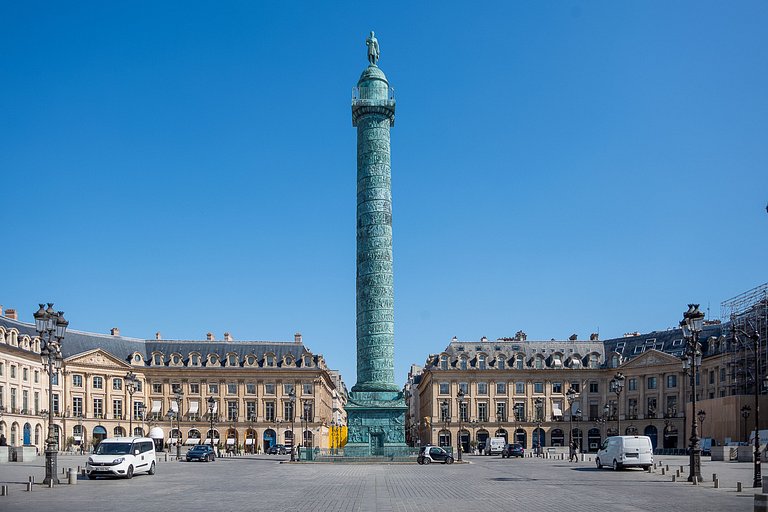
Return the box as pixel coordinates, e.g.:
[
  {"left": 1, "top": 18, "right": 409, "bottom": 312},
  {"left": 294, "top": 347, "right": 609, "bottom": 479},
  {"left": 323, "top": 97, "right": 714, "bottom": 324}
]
[
  {"left": 456, "top": 390, "right": 465, "bottom": 461},
  {"left": 732, "top": 325, "right": 763, "bottom": 488},
  {"left": 697, "top": 410, "right": 706, "bottom": 441},
  {"left": 174, "top": 389, "right": 183, "bottom": 459},
  {"left": 741, "top": 406, "right": 751, "bottom": 444},
  {"left": 34, "top": 303, "right": 68, "bottom": 486},
  {"left": 566, "top": 387, "right": 578, "bottom": 451},
  {"left": 681, "top": 303, "right": 704, "bottom": 483},
  {"left": 207, "top": 396, "right": 216, "bottom": 449},
  {"left": 125, "top": 371, "right": 138, "bottom": 437},
  {"left": 288, "top": 389, "right": 296, "bottom": 462},
  {"left": 610, "top": 372, "right": 625, "bottom": 434},
  {"left": 534, "top": 397, "right": 543, "bottom": 455}
]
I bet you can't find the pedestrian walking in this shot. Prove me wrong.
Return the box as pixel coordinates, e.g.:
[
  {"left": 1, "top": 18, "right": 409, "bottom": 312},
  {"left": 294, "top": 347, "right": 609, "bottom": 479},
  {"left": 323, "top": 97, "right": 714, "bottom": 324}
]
[{"left": 569, "top": 441, "right": 578, "bottom": 462}]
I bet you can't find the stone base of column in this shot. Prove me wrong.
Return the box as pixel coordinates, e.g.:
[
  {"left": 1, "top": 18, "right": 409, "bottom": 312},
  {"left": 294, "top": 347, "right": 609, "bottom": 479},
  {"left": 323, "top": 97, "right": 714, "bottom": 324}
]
[{"left": 344, "top": 391, "right": 408, "bottom": 458}]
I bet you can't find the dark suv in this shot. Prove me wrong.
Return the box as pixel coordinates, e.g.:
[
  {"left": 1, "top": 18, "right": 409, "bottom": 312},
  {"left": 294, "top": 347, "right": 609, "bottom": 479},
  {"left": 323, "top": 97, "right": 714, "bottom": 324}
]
[
  {"left": 267, "top": 444, "right": 288, "bottom": 455},
  {"left": 501, "top": 443, "right": 524, "bottom": 458},
  {"left": 186, "top": 444, "right": 216, "bottom": 462}
]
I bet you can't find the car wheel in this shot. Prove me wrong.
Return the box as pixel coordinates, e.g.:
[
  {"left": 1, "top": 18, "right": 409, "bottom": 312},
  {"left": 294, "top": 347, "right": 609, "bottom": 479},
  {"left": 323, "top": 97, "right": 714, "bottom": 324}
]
[
  {"left": 211, "top": 455, "right": 215, "bottom": 462},
  {"left": 148, "top": 462, "right": 156, "bottom": 475},
  {"left": 596, "top": 457, "right": 602, "bottom": 469},
  {"left": 447, "top": 456, "right": 454, "bottom": 464},
  {"left": 423, "top": 457, "right": 431, "bottom": 464},
  {"left": 88, "top": 473, "right": 97, "bottom": 480},
  {"left": 125, "top": 465, "right": 134, "bottom": 479},
  {"left": 612, "top": 459, "right": 620, "bottom": 471}
]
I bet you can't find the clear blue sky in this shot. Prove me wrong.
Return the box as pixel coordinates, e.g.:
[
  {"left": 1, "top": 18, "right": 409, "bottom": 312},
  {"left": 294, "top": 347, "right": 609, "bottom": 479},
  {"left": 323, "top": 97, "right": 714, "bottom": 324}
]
[{"left": 1, "top": 2, "right": 766, "bottom": 387}]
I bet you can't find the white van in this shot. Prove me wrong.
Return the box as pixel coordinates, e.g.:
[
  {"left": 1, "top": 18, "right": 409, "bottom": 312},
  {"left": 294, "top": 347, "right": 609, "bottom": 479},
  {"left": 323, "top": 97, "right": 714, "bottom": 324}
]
[
  {"left": 485, "top": 437, "right": 506, "bottom": 455},
  {"left": 596, "top": 435, "right": 653, "bottom": 470},
  {"left": 86, "top": 437, "right": 157, "bottom": 479}
]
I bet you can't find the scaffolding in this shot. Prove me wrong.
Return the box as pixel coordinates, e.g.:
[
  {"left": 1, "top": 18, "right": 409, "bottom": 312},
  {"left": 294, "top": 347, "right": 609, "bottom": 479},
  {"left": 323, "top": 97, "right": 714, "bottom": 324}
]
[{"left": 721, "top": 283, "right": 768, "bottom": 395}]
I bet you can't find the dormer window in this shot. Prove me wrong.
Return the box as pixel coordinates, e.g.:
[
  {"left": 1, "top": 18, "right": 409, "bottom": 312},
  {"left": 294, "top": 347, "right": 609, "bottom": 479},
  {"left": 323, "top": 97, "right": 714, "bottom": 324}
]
[
  {"left": 516, "top": 357, "right": 524, "bottom": 370},
  {"left": 285, "top": 356, "right": 293, "bottom": 366},
  {"left": 228, "top": 354, "right": 237, "bottom": 366},
  {"left": 440, "top": 355, "right": 448, "bottom": 370},
  {"left": 172, "top": 354, "right": 181, "bottom": 365},
  {"left": 191, "top": 354, "right": 200, "bottom": 366},
  {"left": 134, "top": 354, "right": 142, "bottom": 363},
  {"left": 478, "top": 355, "right": 486, "bottom": 370},
  {"left": 209, "top": 355, "right": 219, "bottom": 366},
  {"left": 497, "top": 357, "right": 505, "bottom": 370},
  {"left": 303, "top": 355, "right": 312, "bottom": 367},
  {"left": 460, "top": 357, "right": 467, "bottom": 370},
  {"left": 247, "top": 355, "right": 256, "bottom": 366},
  {"left": 266, "top": 355, "right": 275, "bottom": 367},
  {"left": 535, "top": 357, "right": 543, "bottom": 369},
  {"left": 152, "top": 353, "right": 163, "bottom": 366}
]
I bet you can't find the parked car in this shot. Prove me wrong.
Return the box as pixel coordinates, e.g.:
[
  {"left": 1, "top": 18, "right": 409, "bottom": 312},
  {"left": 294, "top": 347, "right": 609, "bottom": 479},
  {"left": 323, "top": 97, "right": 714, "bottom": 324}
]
[
  {"left": 267, "top": 444, "right": 288, "bottom": 455},
  {"left": 417, "top": 445, "right": 454, "bottom": 465},
  {"left": 186, "top": 444, "right": 216, "bottom": 462},
  {"left": 485, "top": 437, "right": 506, "bottom": 455},
  {"left": 86, "top": 437, "right": 156, "bottom": 479},
  {"left": 596, "top": 435, "right": 653, "bottom": 470},
  {"left": 501, "top": 443, "right": 524, "bottom": 458}
]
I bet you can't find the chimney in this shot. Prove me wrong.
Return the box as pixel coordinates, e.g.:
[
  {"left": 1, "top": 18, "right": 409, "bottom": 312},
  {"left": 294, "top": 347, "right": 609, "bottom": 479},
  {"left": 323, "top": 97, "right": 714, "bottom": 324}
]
[
  {"left": 590, "top": 333, "right": 599, "bottom": 341},
  {"left": 224, "top": 332, "right": 233, "bottom": 342},
  {"left": 0, "top": 305, "right": 3, "bottom": 316},
  {"left": 155, "top": 332, "right": 162, "bottom": 340},
  {"left": 294, "top": 332, "right": 302, "bottom": 344},
  {"left": 5, "top": 308, "right": 17, "bottom": 320},
  {"left": 110, "top": 327, "right": 120, "bottom": 336},
  {"left": 206, "top": 332, "right": 215, "bottom": 341}
]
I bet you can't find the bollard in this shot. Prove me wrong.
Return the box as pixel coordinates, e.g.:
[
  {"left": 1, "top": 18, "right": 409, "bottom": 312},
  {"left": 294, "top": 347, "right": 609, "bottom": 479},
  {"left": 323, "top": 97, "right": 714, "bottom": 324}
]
[
  {"left": 672, "top": 475, "right": 676, "bottom": 482},
  {"left": 581, "top": 454, "right": 584, "bottom": 461},
  {"left": 763, "top": 475, "right": 768, "bottom": 494},
  {"left": 737, "top": 482, "right": 742, "bottom": 492},
  {"left": 676, "top": 470, "right": 680, "bottom": 477},
  {"left": 713, "top": 473, "right": 717, "bottom": 483},
  {"left": 164, "top": 454, "right": 168, "bottom": 462},
  {"left": 666, "top": 465, "right": 670, "bottom": 471},
  {"left": 81, "top": 469, "right": 86, "bottom": 477},
  {"left": 26, "top": 482, "right": 32, "bottom": 492},
  {"left": 48, "top": 481, "right": 53, "bottom": 489},
  {"left": 68, "top": 468, "right": 77, "bottom": 485},
  {"left": 661, "top": 468, "right": 666, "bottom": 475},
  {"left": 713, "top": 478, "right": 719, "bottom": 489},
  {"left": 1, "top": 485, "right": 8, "bottom": 496}
]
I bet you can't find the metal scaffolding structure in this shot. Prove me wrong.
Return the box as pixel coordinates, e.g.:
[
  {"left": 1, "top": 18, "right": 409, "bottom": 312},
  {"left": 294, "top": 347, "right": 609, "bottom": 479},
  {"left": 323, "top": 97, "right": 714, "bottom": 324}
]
[{"left": 721, "top": 283, "right": 768, "bottom": 395}]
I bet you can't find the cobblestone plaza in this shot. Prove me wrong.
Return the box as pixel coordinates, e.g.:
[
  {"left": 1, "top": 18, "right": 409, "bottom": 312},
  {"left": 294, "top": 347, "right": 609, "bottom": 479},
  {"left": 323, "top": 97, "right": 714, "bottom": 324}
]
[{"left": 0, "top": 453, "right": 756, "bottom": 511}]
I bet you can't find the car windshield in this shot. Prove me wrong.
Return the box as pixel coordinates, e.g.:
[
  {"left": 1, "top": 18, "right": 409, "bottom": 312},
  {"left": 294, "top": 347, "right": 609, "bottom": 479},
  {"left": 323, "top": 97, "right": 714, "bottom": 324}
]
[
  {"left": 95, "top": 442, "right": 133, "bottom": 455},
  {"left": 190, "top": 446, "right": 208, "bottom": 452}
]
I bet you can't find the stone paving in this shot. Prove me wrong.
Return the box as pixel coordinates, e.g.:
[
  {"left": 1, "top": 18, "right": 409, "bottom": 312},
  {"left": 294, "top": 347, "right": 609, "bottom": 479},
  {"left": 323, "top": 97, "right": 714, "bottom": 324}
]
[{"left": 0, "top": 453, "right": 759, "bottom": 511}]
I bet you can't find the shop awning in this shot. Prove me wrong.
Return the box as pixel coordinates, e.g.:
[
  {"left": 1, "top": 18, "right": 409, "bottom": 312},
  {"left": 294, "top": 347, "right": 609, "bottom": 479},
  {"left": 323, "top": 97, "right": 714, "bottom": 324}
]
[
  {"left": 226, "top": 438, "right": 236, "bottom": 445},
  {"left": 184, "top": 438, "right": 200, "bottom": 445},
  {"left": 188, "top": 401, "right": 199, "bottom": 415},
  {"left": 552, "top": 406, "right": 563, "bottom": 417},
  {"left": 245, "top": 439, "right": 254, "bottom": 445},
  {"left": 203, "top": 438, "right": 217, "bottom": 445},
  {"left": 151, "top": 400, "right": 162, "bottom": 413},
  {"left": 73, "top": 436, "right": 82, "bottom": 441}
]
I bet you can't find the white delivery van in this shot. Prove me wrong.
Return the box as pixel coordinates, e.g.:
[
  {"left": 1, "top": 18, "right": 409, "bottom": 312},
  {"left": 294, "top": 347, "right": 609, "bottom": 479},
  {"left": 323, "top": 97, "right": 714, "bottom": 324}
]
[
  {"left": 596, "top": 435, "right": 653, "bottom": 470},
  {"left": 485, "top": 437, "right": 506, "bottom": 455},
  {"left": 86, "top": 437, "right": 157, "bottom": 479}
]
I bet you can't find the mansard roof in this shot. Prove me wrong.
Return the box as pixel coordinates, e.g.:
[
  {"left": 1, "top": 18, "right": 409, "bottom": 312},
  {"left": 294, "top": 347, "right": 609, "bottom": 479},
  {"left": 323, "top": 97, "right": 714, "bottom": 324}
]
[
  {"left": 0, "top": 316, "right": 315, "bottom": 367},
  {"left": 602, "top": 323, "right": 725, "bottom": 361}
]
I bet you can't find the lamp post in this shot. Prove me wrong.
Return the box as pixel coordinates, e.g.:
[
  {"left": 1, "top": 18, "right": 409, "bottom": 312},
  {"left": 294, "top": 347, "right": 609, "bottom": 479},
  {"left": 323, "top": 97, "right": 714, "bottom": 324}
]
[
  {"left": 77, "top": 415, "right": 84, "bottom": 454},
  {"left": 534, "top": 397, "right": 543, "bottom": 455},
  {"left": 742, "top": 406, "right": 752, "bottom": 444},
  {"left": 137, "top": 403, "right": 146, "bottom": 436},
  {"left": 732, "top": 326, "right": 763, "bottom": 488},
  {"left": 440, "top": 400, "right": 451, "bottom": 448},
  {"left": 566, "top": 388, "right": 578, "bottom": 451},
  {"left": 456, "top": 390, "right": 465, "bottom": 461},
  {"left": 697, "top": 410, "right": 706, "bottom": 442},
  {"left": 207, "top": 396, "right": 216, "bottom": 450},
  {"left": 610, "top": 372, "right": 625, "bottom": 434},
  {"left": 174, "top": 389, "right": 183, "bottom": 459},
  {"left": 594, "top": 404, "right": 609, "bottom": 443},
  {"left": 288, "top": 389, "right": 296, "bottom": 462},
  {"left": 34, "top": 303, "right": 68, "bottom": 486},
  {"left": 125, "top": 371, "right": 138, "bottom": 437},
  {"left": 680, "top": 303, "right": 704, "bottom": 483}
]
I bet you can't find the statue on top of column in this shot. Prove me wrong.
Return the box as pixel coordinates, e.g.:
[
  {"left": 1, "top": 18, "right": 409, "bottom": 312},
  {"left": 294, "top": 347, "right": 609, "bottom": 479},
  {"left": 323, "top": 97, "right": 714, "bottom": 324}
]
[{"left": 366, "top": 31, "right": 380, "bottom": 66}]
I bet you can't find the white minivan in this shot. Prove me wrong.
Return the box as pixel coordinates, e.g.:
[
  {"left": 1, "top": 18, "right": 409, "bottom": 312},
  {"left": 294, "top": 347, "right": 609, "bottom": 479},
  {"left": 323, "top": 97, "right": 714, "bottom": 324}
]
[
  {"left": 596, "top": 435, "right": 653, "bottom": 471},
  {"left": 485, "top": 437, "right": 506, "bottom": 455},
  {"left": 86, "top": 437, "right": 157, "bottom": 479}
]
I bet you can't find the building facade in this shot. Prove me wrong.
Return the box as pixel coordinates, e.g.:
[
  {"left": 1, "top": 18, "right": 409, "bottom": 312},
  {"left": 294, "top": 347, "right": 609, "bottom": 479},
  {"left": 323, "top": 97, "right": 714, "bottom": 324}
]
[{"left": 0, "top": 310, "right": 346, "bottom": 455}]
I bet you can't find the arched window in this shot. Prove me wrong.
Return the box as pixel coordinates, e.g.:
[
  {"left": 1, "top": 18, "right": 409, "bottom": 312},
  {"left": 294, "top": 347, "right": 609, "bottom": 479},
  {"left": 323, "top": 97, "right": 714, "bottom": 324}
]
[
  {"left": 497, "top": 357, "right": 505, "bottom": 370},
  {"left": 440, "top": 355, "right": 448, "bottom": 370},
  {"left": 478, "top": 355, "right": 486, "bottom": 370}
]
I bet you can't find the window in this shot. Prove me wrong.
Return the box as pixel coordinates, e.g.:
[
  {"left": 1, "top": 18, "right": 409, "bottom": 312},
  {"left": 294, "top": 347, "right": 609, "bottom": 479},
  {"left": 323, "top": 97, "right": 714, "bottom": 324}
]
[
  {"left": 709, "top": 371, "right": 715, "bottom": 385},
  {"left": 113, "top": 399, "right": 123, "bottom": 419},
  {"left": 228, "top": 354, "right": 237, "bottom": 366},
  {"left": 515, "top": 382, "right": 525, "bottom": 394},
  {"left": 628, "top": 378, "right": 637, "bottom": 391},
  {"left": 458, "top": 382, "right": 469, "bottom": 394},
  {"left": 34, "top": 370, "right": 39, "bottom": 383},
  {"left": 93, "top": 376, "right": 103, "bottom": 389},
  {"left": 22, "top": 390, "right": 28, "bottom": 412},
  {"left": 0, "top": 362, "right": 3, "bottom": 376},
  {"left": 534, "top": 382, "right": 544, "bottom": 394},
  {"left": 303, "top": 382, "right": 313, "bottom": 395},
  {"left": 191, "top": 354, "right": 200, "bottom": 366},
  {"left": 666, "top": 375, "right": 677, "bottom": 388},
  {"left": 647, "top": 377, "right": 657, "bottom": 390},
  {"left": 171, "top": 383, "right": 182, "bottom": 394},
  {"left": 246, "top": 401, "right": 256, "bottom": 420},
  {"left": 459, "top": 401, "right": 468, "bottom": 422},
  {"left": 172, "top": 354, "right": 181, "bottom": 365},
  {"left": 496, "top": 402, "right": 506, "bottom": 421},
  {"left": 266, "top": 355, "right": 275, "bottom": 367},
  {"left": 589, "top": 381, "right": 598, "bottom": 393},
  {"left": 34, "top": 392, "right": 39, "bottom": 414},
  {"left": 516, "top": 357, "right": 524, "bottom": 370},
  {"left": 513, "top": 402, "right": 525, "bottom": 422},
  {"left": 570, "top": 382, "right": 580, "bottom": 393},
  {"left": 93, "top": 398, "right": 103, "bottom": 418},
  {"left": 478, "top": 402, "right": 488, "bottom": 422},
  {"left": 535, "top": 357, "right": 543, "bottom": 369},
  {"left": 647, "top": 397, "right": 657, "bottom": 417},
  {"left": 190, "top": 383, "right": 200, "bottom": 394},
  {"left": 134, "top": 401, "right": 144, "bottom": 420},
  {"left": 23, "top": 368, "right": 28, "bottom": 381},
  {"left": 284, "top": 383, "right": 295, "bottom": 395},
  {"left": 113, "top": 378, "right": 122, "bottom": 391},
  {"left": 72, "top": 374, "right": 83, "bottom": 387},
  {"left": 52, "top": 393, "right": 59, "bottom": 414},
  {"left": 52, "top": 373, "right": 58, "bottom": 386},
  {"left": 440, "top": 356, "right": 448, "bottom": 370},
  {"left": 227, "top": 383, "right": 237, "bottom": 395},
  {"left": 73, "top": 397, "right": 83, "bottom": 417},
  {"left": 496, "top": 382, "right": 506, "bottom": 395},
  {"left": 10, "top": 365, "right": 16, "bottom": 379},
  {"left": 135, "top": 381, "right": 142, "bottom": 392},
  {"left": 228, "top": 401, "right": 238, "bottom": 421},
  {"left": 265, "top": 383, "right": 276, "bottom": 395},
  {"left": 720, "top": 368, "right": 726, "bottom": 382},
  {"left": 265, "top": 401, "right": 275, "bottom": 422},
  {"left": 440, "top": 401, "right": 450, "bottom": 422},
  {"left": 246, "top": 383, "right": 256, "bottom": 395},
  {"left": 497, "top": 358, "right": 505, "bottom": 370},
  {"left": 439, "top": 382, "right": 450, "bottom": 395},
  {"left": 478, "top": 355, "right": 486, "bottom": 370},
  {"left": 552, "top": 382, "right": 563, "bottom": 394},
  {"left": 460, "top": 358, "right": 467, "bottom": 370},
  {"left": 208, "top": 383, "right": 219, "bottom": 394},
  {"left": 283, "top": 400, "right": 294, "bottom": 420},
  {"left": 152, "top": 382, "right": 163, "bottom": 393},
  {"left": 477, "top": 382, "right": 488, "bottom": 395}
]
